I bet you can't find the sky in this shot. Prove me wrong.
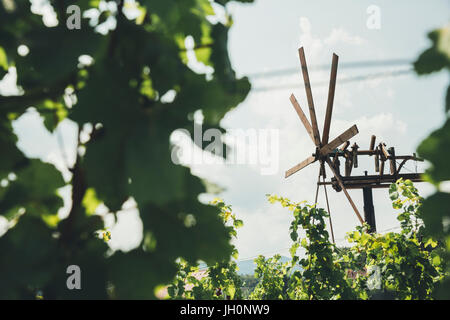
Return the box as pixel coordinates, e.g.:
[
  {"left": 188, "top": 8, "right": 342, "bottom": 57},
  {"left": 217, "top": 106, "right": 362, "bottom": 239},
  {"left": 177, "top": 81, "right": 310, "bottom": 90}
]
[{"left": 1, "top": 0, "right": 450, "bottom": 262}]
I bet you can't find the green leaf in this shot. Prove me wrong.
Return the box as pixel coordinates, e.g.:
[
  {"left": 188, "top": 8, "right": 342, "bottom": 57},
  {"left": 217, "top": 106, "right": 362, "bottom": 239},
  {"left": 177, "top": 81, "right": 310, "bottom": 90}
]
[
  {"left": 424, "top": 238, "right": 438, "bottom": 249},
  {"left": 38, "top": 99, "right": 68, "bottom": 133},
  {"left": 417, "top": 119, "right": 450, "bottom": 183},
  {"left": 414, "top": 26, "right": 450, "bottom": 75},
  {"left": 0, "top": 159, "right": 65, "bottom": 220},
  {"left": 226, "top": 283, "right": 236, "bottom": 299},
  {"left": 421, "top": 192, "right": 450, "bottom": 237},
  {"left": 0, "top": 215, "right": 59, "bottom": 299},
  {"left": 125, "top": 118, "right": 186, "bottom": 207},
  {"left": 16, "top": 23, "right": 106, "bottom": 90},
  {"left": 432, "top": 253, "right": 441, "bottom": 266},
  {"left": 0, "top": 118, "right": 26, "bottom": 179},
  {"left": 389, "top": 183, "right": 399, "bottom": 200},
  {"left": 233, "top": 219, "right": 244, "bottom": 228},
  {"left": 108, "top": 249, "right": 177, "bottom": 299}
]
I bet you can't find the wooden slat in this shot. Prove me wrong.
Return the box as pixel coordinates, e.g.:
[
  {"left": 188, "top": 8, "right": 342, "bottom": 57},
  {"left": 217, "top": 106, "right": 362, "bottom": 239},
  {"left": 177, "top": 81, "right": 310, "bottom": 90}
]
[
  {"left": 289, "top": 94, "right": 315, "bottom": 144},
  {"left": 380, "top": 143, "right": 389, "bottom": 159},
  {"left": 298, "top": 47, "right": 321, "bottom": 146},
  {"left": 285, "top": 156, "right": 316, "bottom": 178},
  {"left": 325, "top": 157, "right": 364, "bottom": 224},
  {"left": 320, "top": 125, "right": 359, "bottom": 155},
  {"left": 389, "top": 147, "right": 397, "bottom": 175},
  {"left": 322, "top": 53, "right": 339, "bottom": 145}
]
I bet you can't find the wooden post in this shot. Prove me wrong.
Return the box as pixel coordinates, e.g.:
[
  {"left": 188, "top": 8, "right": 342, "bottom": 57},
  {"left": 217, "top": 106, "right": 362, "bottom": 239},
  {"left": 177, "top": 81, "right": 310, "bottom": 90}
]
[
  {"left": 352, "top": 143, "right": 359, "bottom": 168},
  {"left": 379, "top": 143, "right": 387, "bottom": 176},
  {"left": 379, "top": 159, "right": 385, "bottom": 176},
  {"left": 375, "top": 147, "right": 380, "bottom": 172},
  {"left": 369, "top": 135, "right": 376, "bottom": 152},
  {"left": 363, "top": 187, "right": 376, "bottom": 233}
]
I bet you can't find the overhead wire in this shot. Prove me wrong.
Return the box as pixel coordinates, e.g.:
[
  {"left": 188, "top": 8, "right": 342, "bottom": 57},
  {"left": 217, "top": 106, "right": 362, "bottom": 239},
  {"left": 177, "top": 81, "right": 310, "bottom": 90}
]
[
  {"left": 246, "top": 58, "right": 412, "bottom": 79},
  {"left": 251, "top": 68, "right": 413, "bottom": 91}
]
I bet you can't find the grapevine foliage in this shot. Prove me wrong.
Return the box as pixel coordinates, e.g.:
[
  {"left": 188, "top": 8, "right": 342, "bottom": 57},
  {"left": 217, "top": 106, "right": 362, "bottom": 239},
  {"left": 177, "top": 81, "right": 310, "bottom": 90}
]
[
  {"left": 258, "top": 181, "right": 443, "bottom": 300},
  {"left": 182, "top": 180, "right": 443, "bottom": 300}
]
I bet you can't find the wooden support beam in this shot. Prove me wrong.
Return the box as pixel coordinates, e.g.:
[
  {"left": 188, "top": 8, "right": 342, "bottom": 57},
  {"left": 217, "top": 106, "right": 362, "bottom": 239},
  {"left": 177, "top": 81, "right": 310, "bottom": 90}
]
[
  {"left": 326, "top": 149, "right": 424, "bottom": 159},
  {"left": 319, "top": 183, "right": 419, "bottom": 189},
  {"left": 318, "top": 173, "right": 423, "bottom": 188},
  {"left": 340, "top": 172, "right": 422, "bottom": 183},
  {"left": 289, "top": 94, "right": 315, "bottom": 144},
  {"left": 342, "top": 184, "right": 393, "bottom": 189}
]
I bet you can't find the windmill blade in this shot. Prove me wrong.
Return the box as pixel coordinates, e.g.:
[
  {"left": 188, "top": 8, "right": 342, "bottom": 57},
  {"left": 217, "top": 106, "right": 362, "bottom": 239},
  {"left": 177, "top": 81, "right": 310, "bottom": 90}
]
[
  {"left": 289, "top": 94, "right": 315, "bottom": 144},
  {"left": 298, "top": 47, "right": 321, "bottom": 146},
  {"left": 320, "top": 125, "right": 359, "bottom": 155},
  {"left": 325, "top": 157, "right": 364, "bottom": 225},
  {"left": 285, "top": 156, "right": 316, "bottom": 178},
  {"left": 322, "top": 53, "right": 339, "bottom": 145}
]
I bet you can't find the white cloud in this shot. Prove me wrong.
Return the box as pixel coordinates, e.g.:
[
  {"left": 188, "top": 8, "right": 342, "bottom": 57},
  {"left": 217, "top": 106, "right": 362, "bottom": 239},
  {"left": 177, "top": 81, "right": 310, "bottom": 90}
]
[
  {"left": 298, "top": 17, "right": 324, "bottom": 60},
  {"left": 324, "top": 28, "right": 366, "bottom": 46}
]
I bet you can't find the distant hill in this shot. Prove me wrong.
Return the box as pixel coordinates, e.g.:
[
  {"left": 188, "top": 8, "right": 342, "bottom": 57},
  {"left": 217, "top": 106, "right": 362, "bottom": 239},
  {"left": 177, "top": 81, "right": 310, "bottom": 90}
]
[{"left": 199, "top": 256, "right": 301, "bottom": 275}]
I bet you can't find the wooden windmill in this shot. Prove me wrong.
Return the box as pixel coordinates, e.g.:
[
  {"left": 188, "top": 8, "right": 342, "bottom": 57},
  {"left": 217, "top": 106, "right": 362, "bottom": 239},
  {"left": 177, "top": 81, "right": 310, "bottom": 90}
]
[{"left": 285, "top": 47, "right": 424, "bottom": 237}]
